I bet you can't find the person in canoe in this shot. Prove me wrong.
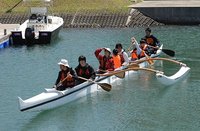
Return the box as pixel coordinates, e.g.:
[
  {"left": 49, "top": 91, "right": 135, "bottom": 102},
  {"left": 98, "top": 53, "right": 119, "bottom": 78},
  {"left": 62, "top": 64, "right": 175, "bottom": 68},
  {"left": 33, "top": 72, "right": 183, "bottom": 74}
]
[
  {"left": 112, "top": 49, "right": 121, "bottom": 69},
  {"left": 53, "top": 59, "right": 77, "bottom": 91},
  {"left": 130, "top": 37, "right": 151, "bottom": 60},
  {"left": 75, "top": 55, "right": 96, "bottom": 84},
  {"left": 142, "top": 27, "right": 160, "bottom": 54},
  {"left": 95, "top": 47, "right": 114, "bottom": 74},
  {"left": 115, "top": 43, "right": 129, "bottom": 66}
]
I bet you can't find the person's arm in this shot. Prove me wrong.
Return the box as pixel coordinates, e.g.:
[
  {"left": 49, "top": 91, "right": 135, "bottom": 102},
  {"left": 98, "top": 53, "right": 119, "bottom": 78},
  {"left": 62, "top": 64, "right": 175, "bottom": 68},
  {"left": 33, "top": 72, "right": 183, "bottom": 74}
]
[
  {"left": 122, "top": 51, "right": 129, "bottom": 65},
  {"left": 55, "top": 71, "right": 61, "bottom": 85},
  {"left": 94, "top": 48, "right": 103, "bottom": 60},
  {"left": 152, "top": 35, "right": 160, "bottom": 47}
]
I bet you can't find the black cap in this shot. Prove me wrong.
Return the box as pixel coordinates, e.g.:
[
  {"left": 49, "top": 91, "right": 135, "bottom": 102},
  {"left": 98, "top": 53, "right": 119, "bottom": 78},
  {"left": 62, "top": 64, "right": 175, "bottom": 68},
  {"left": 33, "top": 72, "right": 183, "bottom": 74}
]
[
  {"left": 113, "top": 49, "right": 118, "bottom": 55},
  {"left": 140, "top": 40, "right": 146, "bottom": 44},
  {"left": 145, "top": 27, "right": 151, "bottom": 33},
  {"left": 78, "top": 55, "right": 86, "bottom": 62},
  {"left": 115, "top": 43, "right": 122, "bottom": 49}
]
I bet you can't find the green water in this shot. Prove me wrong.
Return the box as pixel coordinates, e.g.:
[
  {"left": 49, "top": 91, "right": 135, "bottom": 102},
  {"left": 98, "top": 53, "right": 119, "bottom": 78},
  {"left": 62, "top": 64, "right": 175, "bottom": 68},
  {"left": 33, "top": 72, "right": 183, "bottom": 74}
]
[{"left": 0, "top": 26, "right": 199, "bottom": 131}]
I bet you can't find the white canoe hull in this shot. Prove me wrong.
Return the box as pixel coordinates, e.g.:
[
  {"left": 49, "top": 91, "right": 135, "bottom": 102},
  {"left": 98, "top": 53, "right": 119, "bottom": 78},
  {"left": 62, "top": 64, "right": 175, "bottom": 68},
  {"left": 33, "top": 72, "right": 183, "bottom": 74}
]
[{"left": 18, "top": 45, "right": 176, "bottom": 112}]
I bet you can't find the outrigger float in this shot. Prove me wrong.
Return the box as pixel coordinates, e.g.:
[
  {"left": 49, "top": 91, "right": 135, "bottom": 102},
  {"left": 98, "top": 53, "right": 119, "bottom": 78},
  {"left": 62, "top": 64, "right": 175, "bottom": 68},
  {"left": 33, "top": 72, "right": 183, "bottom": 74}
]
[{"left": 18, "top": 45, "right": 190, "bottom": 112}]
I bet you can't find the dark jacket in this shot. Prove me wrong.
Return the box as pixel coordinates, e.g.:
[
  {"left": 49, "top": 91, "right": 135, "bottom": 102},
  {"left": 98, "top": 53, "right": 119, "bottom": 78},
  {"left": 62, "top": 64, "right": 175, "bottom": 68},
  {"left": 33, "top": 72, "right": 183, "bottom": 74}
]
[
  {"left": 55, "top": 68, "right": 77, "bottom": 89},
  {"left": 75, "top": 63, "right": 96, "bottom": 84}
]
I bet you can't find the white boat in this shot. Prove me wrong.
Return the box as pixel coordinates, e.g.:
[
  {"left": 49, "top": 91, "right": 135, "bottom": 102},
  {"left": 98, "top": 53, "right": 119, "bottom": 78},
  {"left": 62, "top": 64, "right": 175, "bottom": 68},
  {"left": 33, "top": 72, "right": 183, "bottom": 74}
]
[
  {"left": 11, "top": 1, "right": 64, "bottom": 45},
  {"left": 17, "top": 45, "right": 162, "bottom": 112},
  {"left": 17, "top": 45, "right": 190, "bottom": 111}
]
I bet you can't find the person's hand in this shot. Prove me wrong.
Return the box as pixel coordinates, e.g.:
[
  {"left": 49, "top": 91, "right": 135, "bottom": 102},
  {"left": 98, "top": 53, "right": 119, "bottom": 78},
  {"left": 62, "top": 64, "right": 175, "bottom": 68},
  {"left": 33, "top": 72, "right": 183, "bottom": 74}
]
[
  {"left": 131, "top": 37, "right": 136, "bottom": 44},
  {"left": 53, "top": 85, "right": 57, "bottom": 88}
]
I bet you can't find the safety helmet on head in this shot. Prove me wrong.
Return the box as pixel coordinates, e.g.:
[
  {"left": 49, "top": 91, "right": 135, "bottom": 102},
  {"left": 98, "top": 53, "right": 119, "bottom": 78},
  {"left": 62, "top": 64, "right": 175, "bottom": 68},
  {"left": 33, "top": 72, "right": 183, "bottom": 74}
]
[{"left": 78, "top": 55, "right": 86, "bottom": 62}]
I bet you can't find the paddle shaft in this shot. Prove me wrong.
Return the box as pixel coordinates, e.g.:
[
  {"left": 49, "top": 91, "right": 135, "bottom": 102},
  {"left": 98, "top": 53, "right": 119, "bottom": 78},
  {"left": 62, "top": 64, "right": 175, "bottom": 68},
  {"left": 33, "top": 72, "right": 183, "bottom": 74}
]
[
  {"left": 77, "top": 76, "right": 112, "bottom": 92},
  {"left": 131, "top": 57, "right": 186, "bottom": 66}
]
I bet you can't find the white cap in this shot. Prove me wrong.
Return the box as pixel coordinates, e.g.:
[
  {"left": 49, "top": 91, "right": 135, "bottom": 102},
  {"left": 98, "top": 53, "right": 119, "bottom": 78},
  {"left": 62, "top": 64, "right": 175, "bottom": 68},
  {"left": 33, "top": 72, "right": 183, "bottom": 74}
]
[
  {"left": 58, "top": 59, "right": 69, "bottom": 67},
  {"left": 104, "top": 48, "right": 111, "bottom": 53}
]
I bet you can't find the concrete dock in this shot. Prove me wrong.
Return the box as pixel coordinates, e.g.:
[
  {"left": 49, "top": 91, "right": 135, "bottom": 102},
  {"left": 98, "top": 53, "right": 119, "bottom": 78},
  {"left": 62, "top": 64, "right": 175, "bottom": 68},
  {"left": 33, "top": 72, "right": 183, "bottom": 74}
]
[
  {"left": 129, "top": 1, "right": 200, "bottom": 25},
  {"left": 0, "top": 24, "right": 19, "bottom": 48}
]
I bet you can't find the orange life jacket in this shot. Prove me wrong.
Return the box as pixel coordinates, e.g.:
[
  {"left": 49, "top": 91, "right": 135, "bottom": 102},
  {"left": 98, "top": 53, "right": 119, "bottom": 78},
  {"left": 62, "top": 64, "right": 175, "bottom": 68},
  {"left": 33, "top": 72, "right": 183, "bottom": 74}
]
[
  {"left": 113, "top": 55, "right": 121, "bottom": 69},
  {"left": 131, "top": 49, "right": 138, "bottom": 61},
  {"left": 146, "top": 37, "right": 154, "bottom": 46},
  {"left": 139, "top": 44, "right": 148, "bottom": 58}
]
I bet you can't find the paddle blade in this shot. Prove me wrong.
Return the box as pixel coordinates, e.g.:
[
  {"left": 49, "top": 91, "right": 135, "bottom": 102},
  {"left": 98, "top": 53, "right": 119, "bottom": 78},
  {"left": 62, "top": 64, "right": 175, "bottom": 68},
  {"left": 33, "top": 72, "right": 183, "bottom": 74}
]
[
  {"left": 115, "top": 71, "right": 125, "bottom": 78},
  {"left": 98, "top": 83, "right": 112, "bottom": 92},
  {"left": 162, "top": 49, "right": 175, "bottom": 57},
  {"left": 127, "top": 63, "right": 140, "bottom": 68}
]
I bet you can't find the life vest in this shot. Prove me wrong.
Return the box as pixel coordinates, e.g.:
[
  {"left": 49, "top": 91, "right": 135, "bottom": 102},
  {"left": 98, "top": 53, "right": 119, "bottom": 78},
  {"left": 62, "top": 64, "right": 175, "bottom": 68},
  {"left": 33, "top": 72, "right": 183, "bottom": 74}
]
[
  {"left": 113, "top": 55, "right": 121, "bottom": 69},
  {"left": 131, "top": 49, "right": 138, "bottom": 61},
  {"left": 99, "top": 56, "right": 114, "bottom": 71},
  {"left": 119, "top": 52, "right": 125, "bottom": 65},
  {"left": 139, "top": 44, "right": 148, "bottom": 58},
  {"left": 146, "top": 37, "right": 154, "bottom": 46},
  {"left": 60, "top": 71, "right": 75, "bottom": 87},
  {"left": 77, "top": 67, "right": 90, "bottom": 79}
]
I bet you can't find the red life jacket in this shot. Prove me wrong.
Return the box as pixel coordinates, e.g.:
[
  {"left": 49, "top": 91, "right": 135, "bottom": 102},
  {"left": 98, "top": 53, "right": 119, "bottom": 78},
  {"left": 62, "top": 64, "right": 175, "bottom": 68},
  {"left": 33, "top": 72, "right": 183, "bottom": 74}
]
[
  {"left": 60, "top": 71, "right": 75, "bottom": 87},
  {"left": 99, "top": 56, "right": 114, "bottom": 71}
]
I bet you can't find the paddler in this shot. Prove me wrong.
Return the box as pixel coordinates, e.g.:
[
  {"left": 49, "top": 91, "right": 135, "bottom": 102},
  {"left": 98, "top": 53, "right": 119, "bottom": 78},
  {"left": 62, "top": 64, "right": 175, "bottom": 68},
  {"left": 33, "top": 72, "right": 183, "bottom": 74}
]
[
  {"left": 115, "top": 43, "right": 129, "bottom": 66},
  {"left": 53, "top": 59, "right": 77, "bottom": 91},
  {"left": 112, "top": 49, "right": 121, "bottom": 69},
  {"left": 142, "top": 27, "right": 160, "bottom": 54},
  {"left": 75, "top": 55, "right": 96, "bottom": 84},
  {"left": 94, "top": 47, "right": 114, "bottom": 73}
]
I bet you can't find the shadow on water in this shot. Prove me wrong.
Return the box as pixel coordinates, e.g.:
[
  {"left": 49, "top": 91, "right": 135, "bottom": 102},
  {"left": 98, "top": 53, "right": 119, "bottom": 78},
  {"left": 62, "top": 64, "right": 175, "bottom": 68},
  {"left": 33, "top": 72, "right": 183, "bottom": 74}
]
[{"left": 9, "top": 35, "right": 63, "bottom": 49}]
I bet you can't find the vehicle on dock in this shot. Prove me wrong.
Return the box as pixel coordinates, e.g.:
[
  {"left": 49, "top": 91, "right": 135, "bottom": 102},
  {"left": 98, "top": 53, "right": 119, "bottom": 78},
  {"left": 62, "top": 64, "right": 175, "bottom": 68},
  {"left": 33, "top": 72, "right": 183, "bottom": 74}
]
[{"left": 10, "top": 0, "right": 63, "bottom": 45}]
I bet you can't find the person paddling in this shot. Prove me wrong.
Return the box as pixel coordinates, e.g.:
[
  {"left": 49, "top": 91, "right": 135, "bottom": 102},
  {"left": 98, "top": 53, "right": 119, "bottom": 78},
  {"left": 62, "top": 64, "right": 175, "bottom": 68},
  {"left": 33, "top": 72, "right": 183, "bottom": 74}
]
[
  {"left": 112, "top": 49, "right": 121, "bottom": 69},
  {"left": 115, "top": 43, "right": 129, "bottom": 66},
  {"left": 53, "top": 59, "right": 77, "bottom": 91},
  {"left": 95, "top": 47, "right": 114, "bottom": 73},
  {"left": 75, "top": 55, "right": 96, "bottom": 84},
  {"left": 142, "top": 27, "right": 160, "bottom": 54}
]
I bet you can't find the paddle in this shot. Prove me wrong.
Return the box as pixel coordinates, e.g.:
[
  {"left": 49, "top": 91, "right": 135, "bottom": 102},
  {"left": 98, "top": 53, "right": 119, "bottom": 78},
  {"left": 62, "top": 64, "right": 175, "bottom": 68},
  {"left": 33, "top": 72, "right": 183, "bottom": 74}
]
[
  {"left": 99, "top": 69, "right": 125, "bottom": 79},
  {"left": 143, "top": 50, "right": 154, "bottom": 65},
  {"left": 97, "top": 67, "right": 163, "bottom": 77},
  {"left": 98, "top": 63, "right": 140, "bottom": 78},
  {"left": 77, "top": 76, "right": 112, "bottom": 92},
  {"left": 147, "top": 45, "right": 175, "bottom": 57},
  {"left": 131, "top": 57, "right": 187, "bottom": 67}
]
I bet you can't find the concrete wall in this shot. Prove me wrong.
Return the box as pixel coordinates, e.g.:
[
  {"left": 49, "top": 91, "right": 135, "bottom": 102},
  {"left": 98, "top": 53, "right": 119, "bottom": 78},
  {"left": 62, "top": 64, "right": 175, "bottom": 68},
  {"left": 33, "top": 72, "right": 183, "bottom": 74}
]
[{"left": 139, "top": 7, "right": 200, "bottom": 25}]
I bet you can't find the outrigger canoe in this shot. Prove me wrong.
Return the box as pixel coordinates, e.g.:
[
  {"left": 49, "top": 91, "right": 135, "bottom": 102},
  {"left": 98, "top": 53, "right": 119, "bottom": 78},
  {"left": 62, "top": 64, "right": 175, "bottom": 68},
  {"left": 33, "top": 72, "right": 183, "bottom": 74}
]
[{"left": 17, "top": 45, "right": 190, "bottom": 111}]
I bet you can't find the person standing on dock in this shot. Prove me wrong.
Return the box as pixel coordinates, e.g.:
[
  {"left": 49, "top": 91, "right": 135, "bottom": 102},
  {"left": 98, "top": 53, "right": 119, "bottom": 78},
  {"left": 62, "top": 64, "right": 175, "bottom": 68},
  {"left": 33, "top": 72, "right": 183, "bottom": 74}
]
[
  {"left": 95, "top": 47, "right": 114, "bottom": 73},
  {"left": 75, "top": 55, "right": 96, "bottom": 84},
  {"left": 142, "top": 27, "right": 160, "bottom": 54},
  {"left": 115, "top": 43, "right": 129, "bottom": 66},
  {"left": 54, "top": 59, "right": 77, "bottom": 91}
]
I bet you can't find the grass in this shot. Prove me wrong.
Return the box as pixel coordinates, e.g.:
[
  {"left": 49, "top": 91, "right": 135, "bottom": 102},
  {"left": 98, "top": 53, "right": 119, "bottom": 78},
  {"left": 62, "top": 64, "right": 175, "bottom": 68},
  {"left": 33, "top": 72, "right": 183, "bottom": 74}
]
[{"left": 0, "top": 0, "right": 141, "bottom": 14}]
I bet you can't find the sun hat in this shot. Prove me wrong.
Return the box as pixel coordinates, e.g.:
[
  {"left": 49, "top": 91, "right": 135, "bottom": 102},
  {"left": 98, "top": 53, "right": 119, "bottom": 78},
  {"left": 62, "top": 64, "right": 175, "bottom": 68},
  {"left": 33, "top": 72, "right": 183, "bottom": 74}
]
[
  {"left": 104, "top": 48, "right": 111, "bottom": 53},
  {"left": 58, "top": 59, "right": 69, "bottom": 67}
]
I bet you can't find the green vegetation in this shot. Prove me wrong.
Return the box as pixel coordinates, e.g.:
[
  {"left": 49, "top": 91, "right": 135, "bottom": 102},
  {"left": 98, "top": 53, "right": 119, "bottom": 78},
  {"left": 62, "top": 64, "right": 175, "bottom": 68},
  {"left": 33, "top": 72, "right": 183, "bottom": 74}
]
[{"left": 0, "top": 0, "right": 140, "bottom": 14}]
